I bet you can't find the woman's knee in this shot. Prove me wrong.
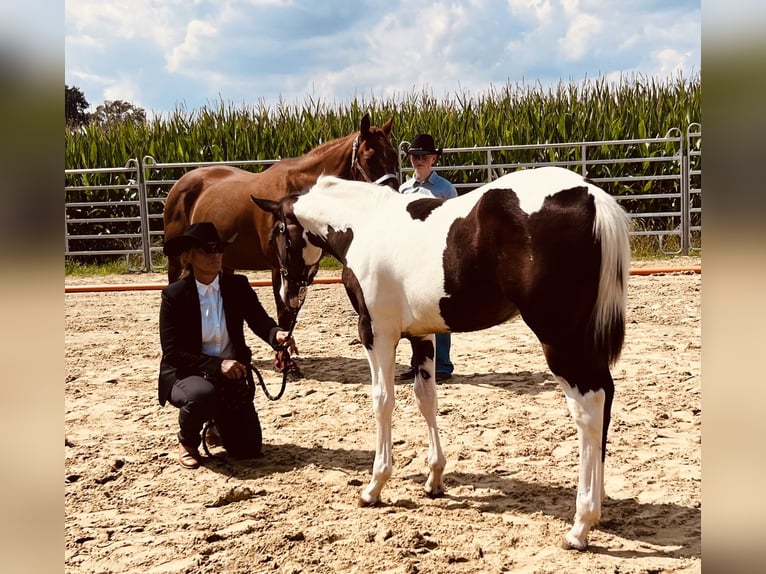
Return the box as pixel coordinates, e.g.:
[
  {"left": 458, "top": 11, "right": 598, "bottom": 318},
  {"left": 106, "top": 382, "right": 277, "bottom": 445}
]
[{"left": 170, "top": 375, "right": 217, "bottom": 407}]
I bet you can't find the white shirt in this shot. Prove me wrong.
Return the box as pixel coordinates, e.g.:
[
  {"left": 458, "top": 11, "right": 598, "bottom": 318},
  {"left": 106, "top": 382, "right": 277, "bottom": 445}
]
[{"left": 196, "top": 275, "right": 233, "bottom": 358}]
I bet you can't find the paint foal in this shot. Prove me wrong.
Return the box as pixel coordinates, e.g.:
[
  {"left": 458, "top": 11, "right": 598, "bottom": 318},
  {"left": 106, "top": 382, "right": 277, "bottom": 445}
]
[{"left": 253, "top": 167, "right": 630, "bottom": 550}]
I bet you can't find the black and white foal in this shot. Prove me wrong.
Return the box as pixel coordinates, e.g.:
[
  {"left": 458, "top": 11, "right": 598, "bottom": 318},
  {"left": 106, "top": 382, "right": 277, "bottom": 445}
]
[{"left": 253, "top": 166, "right": 630, "bottom": 550}]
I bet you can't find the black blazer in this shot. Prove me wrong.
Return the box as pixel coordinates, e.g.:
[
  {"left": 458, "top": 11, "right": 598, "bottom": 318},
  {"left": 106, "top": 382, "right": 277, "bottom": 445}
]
[{"left": 158, "top": 273, "right": 281, "bottom": 405}]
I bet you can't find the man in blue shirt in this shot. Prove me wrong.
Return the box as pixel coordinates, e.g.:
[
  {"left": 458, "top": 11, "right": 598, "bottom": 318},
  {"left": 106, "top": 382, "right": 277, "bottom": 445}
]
[{"left": 398, "top": 133, "right": 457, "bottom": 382}]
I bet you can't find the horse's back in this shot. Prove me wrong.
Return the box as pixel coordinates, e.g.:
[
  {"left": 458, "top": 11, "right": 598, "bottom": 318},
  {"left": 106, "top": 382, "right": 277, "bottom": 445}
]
[
  {"left": 163, "top": 165, "right": 280, "bottom": 278},
  {"left": 436, "top": 167, "right": 628, "bottom": 362},
  {"left": 164, "top": 165, "right": 257, "bottom": 237}
]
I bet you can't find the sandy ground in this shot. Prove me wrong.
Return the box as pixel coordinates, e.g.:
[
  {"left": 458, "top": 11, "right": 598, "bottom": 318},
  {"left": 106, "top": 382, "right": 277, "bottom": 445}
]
[{"left": 65, "top": 257, "right": 701, "bottom": 573}]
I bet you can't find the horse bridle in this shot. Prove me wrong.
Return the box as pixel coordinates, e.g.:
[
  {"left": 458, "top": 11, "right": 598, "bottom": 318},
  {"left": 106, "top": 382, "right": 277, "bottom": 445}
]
[{"left": 350, "top": 136, "right": 399, "bottom": 186}]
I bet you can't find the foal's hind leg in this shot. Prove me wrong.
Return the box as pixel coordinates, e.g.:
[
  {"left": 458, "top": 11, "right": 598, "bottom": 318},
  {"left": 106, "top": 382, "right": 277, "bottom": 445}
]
[
  {"left": 411, "top": 335, "right": 446, "bottom": 497},
  {"left": 544, "top": 345, "right": 614, "bottom": 551},
  {"left": 556, "top": 375, "right": 607, "bottom": 550}
]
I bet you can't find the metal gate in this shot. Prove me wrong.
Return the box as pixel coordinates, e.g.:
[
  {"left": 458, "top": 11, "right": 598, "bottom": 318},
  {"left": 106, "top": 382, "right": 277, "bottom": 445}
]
[{"left": 64, "top": 125, "right": 701, "bottom": 271}]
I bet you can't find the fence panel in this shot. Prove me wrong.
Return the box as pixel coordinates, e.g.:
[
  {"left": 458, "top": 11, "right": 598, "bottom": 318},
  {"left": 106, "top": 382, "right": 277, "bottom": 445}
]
[
  {"left": 64, "top": 160, "right": 145, "bottom": 268},
  {"left": 65, "top": 127, "right": 701, "bottom": 270},
  {"left": 686, "top": 123, "right": 702, "bottom": 253},
  {"left": 399, "top": 128, "right": 692, "bottom": 255}
]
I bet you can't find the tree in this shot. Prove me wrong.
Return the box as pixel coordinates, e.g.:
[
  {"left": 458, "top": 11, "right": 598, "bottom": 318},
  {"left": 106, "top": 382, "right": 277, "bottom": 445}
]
[
  {"left": 65, "top": 85, "right": 90, "bottom": 128},
  {"left": 91, "top": 100, "right": 147, "bottom": 128}
]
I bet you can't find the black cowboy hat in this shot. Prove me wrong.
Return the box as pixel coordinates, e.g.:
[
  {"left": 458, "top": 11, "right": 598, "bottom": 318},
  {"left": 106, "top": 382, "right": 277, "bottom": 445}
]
[
  {"left": 406, "top": 133, "right": 443, "bottom": 157},
  {"left": 162, "top": 222, "right": 237, "bottom": 256}
]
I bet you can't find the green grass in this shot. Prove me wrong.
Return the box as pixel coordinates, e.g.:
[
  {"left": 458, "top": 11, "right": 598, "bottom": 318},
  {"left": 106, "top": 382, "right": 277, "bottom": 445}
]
[
  {"left": 319, "top": 256, "right": 343, "bottom": 271},
  {"left": 65, "top": 258, "right": 131, "bottom": 275}
]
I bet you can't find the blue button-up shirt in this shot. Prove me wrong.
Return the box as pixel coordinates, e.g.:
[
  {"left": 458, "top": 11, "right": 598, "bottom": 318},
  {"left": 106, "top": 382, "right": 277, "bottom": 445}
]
[{"left": 399, "top": 171, "right": 457, "bottom": 199}]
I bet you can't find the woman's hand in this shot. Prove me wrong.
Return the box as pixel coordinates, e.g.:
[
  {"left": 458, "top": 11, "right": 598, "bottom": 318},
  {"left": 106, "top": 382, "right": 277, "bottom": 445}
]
[
  {"left": 220, "top": 359, "right": 247, "bottom": 380},
  {"left": 275, "top": 330, "right": 298, "bottom": 355}
]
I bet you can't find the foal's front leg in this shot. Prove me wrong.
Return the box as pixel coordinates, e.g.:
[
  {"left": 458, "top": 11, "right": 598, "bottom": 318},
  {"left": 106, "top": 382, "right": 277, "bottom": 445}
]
[
  {"left": 359, "top": 338, "right": 397, "bottom": 506},
  {"left": 412, "top": 334, "right": 446, "bottom": 497}
]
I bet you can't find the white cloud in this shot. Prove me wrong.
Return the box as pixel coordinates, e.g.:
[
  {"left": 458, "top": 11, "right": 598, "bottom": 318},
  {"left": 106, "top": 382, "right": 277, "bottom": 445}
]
[
  {"left": 559, "top": 12, "right": 603, "bottom": 61},
  {"left": 167, "top": 19, "right": 219, "bottom": 73},
  {"left": 507, "top": 0, "right": 553, "bottom": 23},
  {"left": 103, "top": 74, "right": 142, "bottom": 105},
  {"left": 653, "top": 48, "right": 694, "bottom": 78}
]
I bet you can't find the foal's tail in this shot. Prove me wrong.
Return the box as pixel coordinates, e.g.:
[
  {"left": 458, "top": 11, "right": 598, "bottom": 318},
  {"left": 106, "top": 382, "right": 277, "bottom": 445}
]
[{"left": 590, "top": 188, "right": 631, "bottom": 365}]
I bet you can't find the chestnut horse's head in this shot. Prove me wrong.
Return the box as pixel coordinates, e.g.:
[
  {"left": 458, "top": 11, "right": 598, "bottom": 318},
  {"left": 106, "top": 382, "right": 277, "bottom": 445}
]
[{"left": 351, "top": 113, "right": 399, "bottom": 190}]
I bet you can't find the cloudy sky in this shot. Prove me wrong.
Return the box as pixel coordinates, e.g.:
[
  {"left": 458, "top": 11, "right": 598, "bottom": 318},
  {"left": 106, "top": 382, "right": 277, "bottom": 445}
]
[{"left": 64, "top": 0, "right": 702, "bottom": 117}]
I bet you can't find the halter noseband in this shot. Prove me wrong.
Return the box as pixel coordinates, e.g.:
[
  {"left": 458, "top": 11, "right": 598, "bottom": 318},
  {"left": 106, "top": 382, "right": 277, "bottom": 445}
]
[
  {"left": 350, "top": 136, "right": 398, "bottom": 186},
  {"left": 275, "top": 218, "right": 310, "bottom": 309}
]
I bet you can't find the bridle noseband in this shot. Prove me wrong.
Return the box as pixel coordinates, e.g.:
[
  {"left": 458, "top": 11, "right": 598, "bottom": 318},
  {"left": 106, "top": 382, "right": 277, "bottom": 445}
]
[{"left": 350, "top": 136, "right": 398, "bottom": 186}]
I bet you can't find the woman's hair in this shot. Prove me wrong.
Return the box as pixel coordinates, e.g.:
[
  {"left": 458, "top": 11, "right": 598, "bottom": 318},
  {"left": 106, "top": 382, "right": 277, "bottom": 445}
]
[{"left": 178, "top": 249, "right": 195, "bottom": 279}]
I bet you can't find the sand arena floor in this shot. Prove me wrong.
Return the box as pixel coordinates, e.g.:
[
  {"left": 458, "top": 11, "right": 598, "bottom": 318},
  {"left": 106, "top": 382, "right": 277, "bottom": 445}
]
[{"left": 65, "top": 258, "right": 701, "bottom": 573}]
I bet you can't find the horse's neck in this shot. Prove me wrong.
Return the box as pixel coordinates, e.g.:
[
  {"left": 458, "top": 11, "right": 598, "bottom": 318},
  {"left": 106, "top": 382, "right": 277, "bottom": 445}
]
[
  {"left": 298, "top": 180, "right": 379, "bottom": 240},
  {"left": 287, "top": 135, "right": 354, "bottom": 185}
]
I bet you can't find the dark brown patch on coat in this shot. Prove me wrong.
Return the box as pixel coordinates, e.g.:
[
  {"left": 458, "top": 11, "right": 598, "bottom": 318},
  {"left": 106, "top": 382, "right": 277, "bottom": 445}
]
[
  {"left": 519, "top": 186, "right": 601, "bottom": 351},
  {"left": 322, "top": 227, "right": 355, "bottom": 264},
  {"left": 406, "top": 197, "right": 445, "bottom": 221},
  {"left": 341, "top": 266, "right": 374, "bottom": 349},
  {"left": 439, "top": 188, "right": 531, "bottom": 332},
  {"left": 408, "top": 337, "right": 435, "bottom": 380}
]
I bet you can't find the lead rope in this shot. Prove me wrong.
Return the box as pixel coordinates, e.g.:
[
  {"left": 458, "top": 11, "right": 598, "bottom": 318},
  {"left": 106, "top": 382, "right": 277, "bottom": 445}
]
[
  {"left": 258, "top": 284, "right": 307, "bottom": 401},
  {"left": 202, "top": 290, "right": 304, "bottom": 455}
]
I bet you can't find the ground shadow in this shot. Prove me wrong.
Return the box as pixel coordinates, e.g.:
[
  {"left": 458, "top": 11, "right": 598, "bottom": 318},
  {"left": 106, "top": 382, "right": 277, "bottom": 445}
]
[
  {"left": 406, "top": 469, "right": 700, "bottom": 559},
  {"left": 254, "top": 356, "right": 555, "bottom": 397},
  {"left": 200, "top": 441, "right": 699, "bottom": 559},
  {"left": 201, "top": 441, "right": 373, "bottom": 482}
]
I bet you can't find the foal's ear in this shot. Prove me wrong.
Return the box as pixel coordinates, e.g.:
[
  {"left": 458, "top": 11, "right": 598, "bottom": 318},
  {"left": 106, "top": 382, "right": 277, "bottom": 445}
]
[{"left": 251, "top": 195, "right": 281, "bottom": 216}]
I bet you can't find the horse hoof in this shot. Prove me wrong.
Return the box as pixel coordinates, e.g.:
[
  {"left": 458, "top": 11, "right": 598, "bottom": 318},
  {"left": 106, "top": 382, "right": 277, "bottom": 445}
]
[
  {"left": 424, "top": 485, "right": 445, "bottom": 499},
  {"left": 561, "top": 536, "right": 588, "bottom": 552},
  {"left": 358, "top": 493, "right": 380, "bottom": 507}
]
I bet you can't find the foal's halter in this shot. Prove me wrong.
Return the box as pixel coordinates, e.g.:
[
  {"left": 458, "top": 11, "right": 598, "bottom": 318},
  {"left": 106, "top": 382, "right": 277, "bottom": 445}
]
[
  {"left": 350, "top": 136, "right": 398, "bottom": 186},
  {"left": 263, "top": 217, "right": 311, "bottom": 400},
  {"left": 273, "top": 218, "right": 312, "bottom": 308}
]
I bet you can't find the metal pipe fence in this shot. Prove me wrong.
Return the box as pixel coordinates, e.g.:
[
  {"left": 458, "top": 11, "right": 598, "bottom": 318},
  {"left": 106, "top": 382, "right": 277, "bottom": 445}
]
[{"left": 65, "top": 125, "right": 701, "bottom": 271}]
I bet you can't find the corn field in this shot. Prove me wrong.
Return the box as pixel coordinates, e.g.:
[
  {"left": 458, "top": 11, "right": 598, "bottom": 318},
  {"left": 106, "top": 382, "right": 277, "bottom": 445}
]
[{"left": 65, "top": 75, "right": 701, "bottom": 261}]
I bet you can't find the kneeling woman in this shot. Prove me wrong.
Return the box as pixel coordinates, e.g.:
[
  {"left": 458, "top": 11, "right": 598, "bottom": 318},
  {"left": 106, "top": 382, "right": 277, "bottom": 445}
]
[{"left": 158, "top": 222, "right": 296, "bottom": 469}]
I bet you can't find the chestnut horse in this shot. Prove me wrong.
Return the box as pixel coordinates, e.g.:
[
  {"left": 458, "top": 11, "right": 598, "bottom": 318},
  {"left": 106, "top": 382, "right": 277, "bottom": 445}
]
[
  {"left": 162, "top": 112, "right": 398, "bottom": 328},
  {"left": 252, "top": 167, "right": 631, "bottom": 550}
]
